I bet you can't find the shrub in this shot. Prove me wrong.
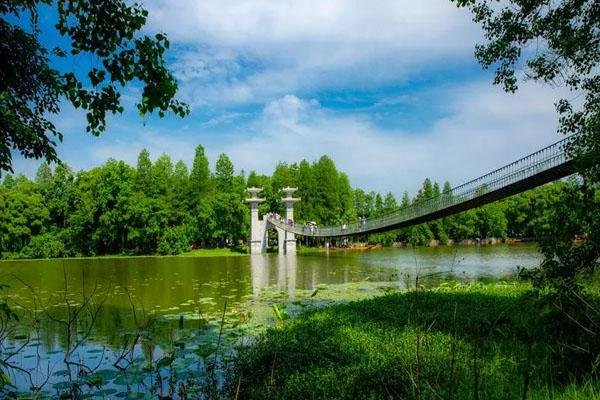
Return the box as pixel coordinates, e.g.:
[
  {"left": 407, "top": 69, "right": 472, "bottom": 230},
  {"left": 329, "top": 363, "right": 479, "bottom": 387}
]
[
  {"left": 21, "top": 232, "right": 67, "bottom": 259},
  {"left": 157, "top": 226, "right": 190, "bottom": 255}
]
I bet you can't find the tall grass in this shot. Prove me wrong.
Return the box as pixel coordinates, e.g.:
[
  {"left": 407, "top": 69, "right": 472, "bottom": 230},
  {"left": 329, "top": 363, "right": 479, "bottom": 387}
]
[{"left": 228, "top": 282, "right": 600, "bottom": 399}]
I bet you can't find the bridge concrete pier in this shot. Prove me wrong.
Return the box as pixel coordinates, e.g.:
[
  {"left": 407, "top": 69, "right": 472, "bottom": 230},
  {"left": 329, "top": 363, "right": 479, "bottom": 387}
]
[
  {"left": 281, "top": 187, "right": 300, "bottom": 254},
  {"left": 246, "top": 187, "right": 267, "bottom": 255}
]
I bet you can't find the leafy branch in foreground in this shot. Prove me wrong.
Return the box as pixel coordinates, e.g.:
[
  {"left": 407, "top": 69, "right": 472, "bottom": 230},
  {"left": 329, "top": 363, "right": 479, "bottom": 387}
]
[
  {"left": 0, "top": 0, "right": 189, "bottom": 173},
  {"left": 452, "top": 0, "right": 599, "bottom": 177}
]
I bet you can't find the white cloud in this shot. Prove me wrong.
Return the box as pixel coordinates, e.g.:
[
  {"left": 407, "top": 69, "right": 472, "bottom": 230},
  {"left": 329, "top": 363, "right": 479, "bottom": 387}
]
[
  {"left": 147, "top": 0, "right": 475, "bottom": 54},
  {"left": 145, "top": 0, "right": 482, "bottom": 106},
  {"left": 218, "top": 82, "right": 565, "bottom": 197}
]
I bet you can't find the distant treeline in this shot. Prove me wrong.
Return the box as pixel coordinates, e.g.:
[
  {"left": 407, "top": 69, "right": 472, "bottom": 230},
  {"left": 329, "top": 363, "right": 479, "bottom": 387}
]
[{"left": 0, "top": 146, "right": 576, "bottom": 258}]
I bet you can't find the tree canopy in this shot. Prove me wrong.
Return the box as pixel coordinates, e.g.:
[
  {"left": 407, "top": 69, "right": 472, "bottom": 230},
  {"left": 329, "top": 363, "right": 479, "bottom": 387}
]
[
  {"left": 0, "top": 0, "right": 188, "bottom": 173},
  {"left": 0, "top": 146, "right": 578, "bottom": 258}
]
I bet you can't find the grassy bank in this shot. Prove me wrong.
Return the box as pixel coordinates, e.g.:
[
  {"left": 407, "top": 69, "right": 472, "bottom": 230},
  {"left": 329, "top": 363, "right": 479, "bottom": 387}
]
[
  {"left": 296, "top": 240, "right": 534, "bottom": 255},
  {"left": 229, "top": 282, "right": 600, "bottom": 399},
  {"left": 179, "top": 247, "right": 247, "bottom": 257},
  {"left": 0, "top": 247, "right": 249, "bottom": 261}
]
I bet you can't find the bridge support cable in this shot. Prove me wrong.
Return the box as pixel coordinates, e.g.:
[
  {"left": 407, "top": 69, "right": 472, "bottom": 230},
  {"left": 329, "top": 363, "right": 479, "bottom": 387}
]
[{"left": 269, "top": 136, "right": 584, "bottom": 238}]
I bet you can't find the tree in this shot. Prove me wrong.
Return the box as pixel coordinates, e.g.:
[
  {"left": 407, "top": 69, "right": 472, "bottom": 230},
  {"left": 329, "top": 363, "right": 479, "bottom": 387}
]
[
  {"left": 353, "top": 189, "right": 370, "bottom": 219},
  {"left": 246, "top": 171, "right": 261, "bottom": 188},
  {"left": 67, "top": 160, "right": 135, "bottom": 255},
  {"left": 296, "top": 160, "right": 315, "bottom": 221},
  {"left": 442, "top": 181, "right": 452, "bottom": 196},
  {"left": 247, "top": 172, "right": 274, "bottom": 217},
  {"left": 401, "top": 192, "right": 411, "bottom": 208},
  {"left": 171, "top": 160, "right": 190, "bottom": 225},
  {"left": 0, "top": 0, "right": 188, "bottom": 173},
  {"left": 215, "top": 153, "right": 234, "bottom": 193},
  {"left": 446, "top": 210, "right": 476, "bottom": 242},
  {"left": 212, "top": 191, "right": 247, "bottom": 246},
  {"left": 337, "top": 173, "right": 355, "bottom": 222},
  {"left": 0, "top": 175, "right": 48, "bottom": 255},
  {"left": 475, "top": 203, "right": 507, "bottom": 239},
  {"left": 313, "top": 156, "right": 342, "bottom": 224},
  {"left": 35, "top": 163, "right": 52, "bottom": 187},
  {"left": 374, "top": 193, "right": 384, "bottom": 217},
  {"left": 189, "top": 144, "right": 211, "bottom": 203},
  {"left": 267, "top": 162, "right": 295, "bottom": 215},
  {"left": 135, "top": 149, "right": 153, "bottom": 194},
  {"left": 418, "top": 178, "right": 434, "bottom": 202},
  {"left": 157, "top": 226, "right": 190, "bottom": 255},
  {"left": 126, "top": 192, "right": 163, "bottom": 254},
  {"left": 212, "top": 154, "right": 247, "bottom": 245},
  {"left": 45, "top": 163, "right": 76, "bottom": 229},
  {"left": 441, "top": 181, "right": 453, "bottom": 240},
  {"left": 21, "top": 232, "right": 66, "bottom": 259},
  {"left": 382, "top": 193, "right": 397, "bottom": 213},
  {"left": 453, "top": 0, "right": 599, "bottom": 287},
  {"left": 153, "top": 153, "right": 174, "bottom": 197}
]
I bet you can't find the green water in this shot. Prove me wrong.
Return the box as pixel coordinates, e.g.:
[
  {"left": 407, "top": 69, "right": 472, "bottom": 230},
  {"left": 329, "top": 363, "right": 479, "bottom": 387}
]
[
  {"left": 0, "top": 244, "right": 540, "bottom": 394},
  {"left": 0, "top": 244, "right": 539, "bottom": 317}
]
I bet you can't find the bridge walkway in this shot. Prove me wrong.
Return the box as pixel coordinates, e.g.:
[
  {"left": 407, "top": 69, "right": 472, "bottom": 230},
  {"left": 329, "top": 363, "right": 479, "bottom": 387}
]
[{"left": 268, "top": 136, "right": 576, "bottom": 238}]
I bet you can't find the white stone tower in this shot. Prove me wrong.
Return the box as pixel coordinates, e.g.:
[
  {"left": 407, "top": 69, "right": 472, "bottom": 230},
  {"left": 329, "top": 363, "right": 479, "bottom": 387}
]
[
  {"left": 281, "top": 187, "right": 300, "bottom": 254},
  {"left": 246, "top": 187, "right": 266, "bottom": 254}
]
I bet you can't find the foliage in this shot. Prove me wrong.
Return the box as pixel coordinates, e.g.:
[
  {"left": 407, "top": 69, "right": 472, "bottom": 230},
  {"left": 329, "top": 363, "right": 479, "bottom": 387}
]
[
  {"left": 0, "top": 175, "right": 48, "bottom": 256},
  {"left": 0, "top": 0, "right": 189, "bottom": 174},
  {"left": 21, "top": 232, "right": 67, "bottom": 259},
  {"left": 521, "top": 182, "right": 600, "bottom": 292},
  {"left": 358, "top": 178, "right": 575, "bottom": 247},
  {"left": 157, "top": 226, "right": 190, "bottom": 255},
  {"left": 0, "top": 146, "right": 254, "bottom": 257},
  {"left": 262, "top": 156, "right": 355, "bottom": 226},
  {"left": 0, "top": 148, "right": 582, "bottom": 258}
]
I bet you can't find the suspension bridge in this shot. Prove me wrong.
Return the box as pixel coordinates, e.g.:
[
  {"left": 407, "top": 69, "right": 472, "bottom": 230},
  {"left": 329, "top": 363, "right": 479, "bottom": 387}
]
[{"left": 248, "top": 136, "right": 581, "bottom": 254}]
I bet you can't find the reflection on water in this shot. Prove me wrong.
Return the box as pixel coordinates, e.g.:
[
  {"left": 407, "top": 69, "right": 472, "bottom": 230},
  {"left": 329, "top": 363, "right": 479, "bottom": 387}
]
[
  {"left": 250, "top": 254, "right": 268, "bottom": 296},
  {"left": 0, "top": 244, "right": 541, "bottom": 318},
  {"left": 0, "top": 244, "right": 540, "bottom": 390}
]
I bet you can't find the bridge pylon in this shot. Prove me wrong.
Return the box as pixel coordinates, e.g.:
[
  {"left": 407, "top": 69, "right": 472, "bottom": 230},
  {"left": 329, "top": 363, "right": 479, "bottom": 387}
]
[
  {"left": 245, "top": 187, "right": 266, "bottom": 255},
  {"left": 281, "top": 187, "right": 300, "bottom": 254}
]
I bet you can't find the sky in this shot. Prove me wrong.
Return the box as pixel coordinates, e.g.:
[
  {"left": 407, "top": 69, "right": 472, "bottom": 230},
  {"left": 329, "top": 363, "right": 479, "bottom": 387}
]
[{"left": 12, "top": 0, "right": 572, "bottom": 197}]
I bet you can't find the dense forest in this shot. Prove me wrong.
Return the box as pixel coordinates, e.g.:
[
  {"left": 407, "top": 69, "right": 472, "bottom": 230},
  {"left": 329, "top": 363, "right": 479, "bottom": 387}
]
[{"left": 0, "top": 145, "right": 576, "bottom": 259}]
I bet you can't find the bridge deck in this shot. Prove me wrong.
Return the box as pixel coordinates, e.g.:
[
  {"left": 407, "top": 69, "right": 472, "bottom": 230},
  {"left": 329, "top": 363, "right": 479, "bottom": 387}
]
[{"left": 268, "top": 136, "right": 577, "bottom": 237}]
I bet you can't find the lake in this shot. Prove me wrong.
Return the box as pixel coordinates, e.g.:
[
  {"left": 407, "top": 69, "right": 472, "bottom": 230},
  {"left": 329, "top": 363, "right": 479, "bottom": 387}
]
[{"left": 0, "top": 244, "right": 540, "bottom": 396}]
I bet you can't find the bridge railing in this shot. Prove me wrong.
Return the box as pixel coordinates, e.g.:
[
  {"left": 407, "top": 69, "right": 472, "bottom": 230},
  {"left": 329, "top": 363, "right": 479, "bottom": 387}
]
[{"left": 268, "top": 136, "right": 574, "bottom": 237}]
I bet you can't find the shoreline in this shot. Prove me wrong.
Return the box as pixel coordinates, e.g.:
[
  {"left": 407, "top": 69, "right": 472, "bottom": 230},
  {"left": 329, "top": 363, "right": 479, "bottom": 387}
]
[
  {"left": 298, "top": 238, "right": 537, "bottom": 254},
  {"left": 0, "top": 247, "right": 249, "bottom": 262},
  {"left": 0, "top": 240, "right": 538, "bottom": 262}
]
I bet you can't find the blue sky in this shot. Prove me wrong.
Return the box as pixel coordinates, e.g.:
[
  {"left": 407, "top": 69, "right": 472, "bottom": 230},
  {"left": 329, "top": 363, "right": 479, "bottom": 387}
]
[{"left": 13, "top": 0, "right": 570, "bottom": 197}]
